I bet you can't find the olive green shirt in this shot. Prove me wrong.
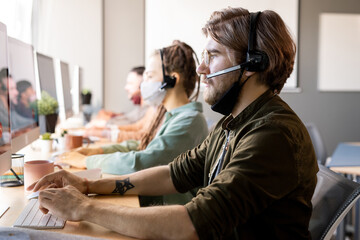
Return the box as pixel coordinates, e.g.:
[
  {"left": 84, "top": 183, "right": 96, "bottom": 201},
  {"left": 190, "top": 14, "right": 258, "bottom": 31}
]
[{"left": 169, "top": 90, "right": 318, "bottom": 239}]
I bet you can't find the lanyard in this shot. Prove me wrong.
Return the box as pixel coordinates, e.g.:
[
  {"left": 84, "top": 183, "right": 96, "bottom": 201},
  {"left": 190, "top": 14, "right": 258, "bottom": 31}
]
[{"left": 208, "top": 130, "right": 231, "bottom": 185}]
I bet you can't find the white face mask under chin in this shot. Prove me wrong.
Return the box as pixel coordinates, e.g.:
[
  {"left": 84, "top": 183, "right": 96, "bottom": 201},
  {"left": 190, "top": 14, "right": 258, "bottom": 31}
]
[{"left": 140, "top": 81, "right": 166, "bottom": 106}]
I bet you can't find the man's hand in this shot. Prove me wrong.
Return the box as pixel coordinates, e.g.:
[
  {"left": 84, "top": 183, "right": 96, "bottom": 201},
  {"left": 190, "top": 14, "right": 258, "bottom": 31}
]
[
  {"left": 27, "top": 169, "right": 88, "bottom": 193},
  {"left": 38, "top": 185, "right": 91, "bottom": 221},
  {"left": 75, "top": 147, "right": 104, "bottom": 156}
]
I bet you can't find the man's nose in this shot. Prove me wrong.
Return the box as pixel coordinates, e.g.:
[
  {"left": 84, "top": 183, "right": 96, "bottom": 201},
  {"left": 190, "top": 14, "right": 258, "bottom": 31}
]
[{"left": 196, "top": 61, "right": 209, "bottom": 75}]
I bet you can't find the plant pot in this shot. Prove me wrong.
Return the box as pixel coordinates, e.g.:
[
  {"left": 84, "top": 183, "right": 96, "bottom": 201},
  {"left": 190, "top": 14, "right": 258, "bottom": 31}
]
[
  {"left": 81, "top": 93, "right": 92, "bottom": 105},
  {"left": 39, "top": 139, "right": 54, "bottom": 153},
  {"left": 39, "top": 113, "right": 58, "bottom": 134}
]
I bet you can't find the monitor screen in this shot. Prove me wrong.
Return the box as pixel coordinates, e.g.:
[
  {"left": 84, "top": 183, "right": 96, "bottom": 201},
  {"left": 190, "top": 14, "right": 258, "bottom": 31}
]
[
  {"left": 60, "top": 61, "right": 73, "bottom": 119},
  {"left": 72, "top": 65, "right": 83, "bottom": 114},
  {"left": 36, "top": 53, "right": 57, "bottom": 100},
  {"left": 0, "top": 22, "right": 12, "bottom": 176},
  {"left": 8, "top": 37, "right": 39, "bottom": 153}
]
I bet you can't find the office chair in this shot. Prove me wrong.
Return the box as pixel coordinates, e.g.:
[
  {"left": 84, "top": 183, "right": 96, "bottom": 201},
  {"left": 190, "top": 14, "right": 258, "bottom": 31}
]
[
  {"left": 305, "top": 122, "right": 328, "bottom": 165},
  {"left": 309, "top": 164, "right": 360, "bottom": 240}
]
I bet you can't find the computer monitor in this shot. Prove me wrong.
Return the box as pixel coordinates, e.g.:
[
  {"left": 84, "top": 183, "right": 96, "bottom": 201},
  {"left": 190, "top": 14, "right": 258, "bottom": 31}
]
[
  {"left": 56, "top": 60, "right": 73, "bottom": 121},
  {"left": 0, "top": 22, "right": 13, "bottom": 176},
  {"left": 36, "top": 53, "right": 57, "bottom": 100},
  {"left": 72, "top": 65, "right": 81, "bottom": 114},
  {"left": 61, "top": 61, "right": 73, "bottom": 118},
  {"left": 8, "top": 37, "right": 40, "bottom": 153}
]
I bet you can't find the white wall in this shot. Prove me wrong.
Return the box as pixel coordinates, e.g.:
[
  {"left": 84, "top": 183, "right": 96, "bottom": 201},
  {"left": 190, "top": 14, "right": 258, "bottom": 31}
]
[
  {"left": 145, "top": 0, "right": 299, "bottom": 90},
  {"left": 33, "top": 0, "right": 103, "bottom": 109},
  {"left": 104, "top": 0, "right": 145, "bottom": 112}
]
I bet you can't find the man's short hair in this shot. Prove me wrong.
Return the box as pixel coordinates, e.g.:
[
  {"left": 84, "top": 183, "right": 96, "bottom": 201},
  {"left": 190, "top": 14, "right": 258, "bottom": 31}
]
[
  {"left": 202, "top": 7, "right": 296, "bottom": 93},
  {"left": 130, "top": 66, "right": 145, "bottom": 76}
]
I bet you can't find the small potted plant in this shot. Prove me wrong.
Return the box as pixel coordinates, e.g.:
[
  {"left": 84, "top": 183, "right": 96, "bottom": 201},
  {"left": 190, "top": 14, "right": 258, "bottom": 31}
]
[
  {"left": 39, "top": 132, "right": 53, "bottom": 153},
  {"left": 38, "top": 91, "right": 59, "bottom": 133},
  {"left": 81, "top": 88, "right": 92, "bottom": 105},
  {"left": 56, "top": 129, "right": 68, "bottom": 150}
]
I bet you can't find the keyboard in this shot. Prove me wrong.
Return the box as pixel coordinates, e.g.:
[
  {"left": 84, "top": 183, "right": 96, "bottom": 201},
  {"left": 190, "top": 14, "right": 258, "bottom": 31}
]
[{"left": 13, "top": 199, "right": 66, "bottom": 229}]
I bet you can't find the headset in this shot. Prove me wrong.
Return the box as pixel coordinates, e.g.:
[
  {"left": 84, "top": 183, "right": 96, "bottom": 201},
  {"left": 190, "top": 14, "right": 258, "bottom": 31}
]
[
  {"left": 159, "top": 48, "right": 176, "bottom": 90},
  {"left": 206, "top": 11, "right": 269, "bottom": 79}
]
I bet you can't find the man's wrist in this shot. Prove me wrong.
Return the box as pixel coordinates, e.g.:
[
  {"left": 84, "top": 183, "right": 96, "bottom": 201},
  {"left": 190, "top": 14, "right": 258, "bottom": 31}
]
[{"left": 78, "top": 199, "right": 95, "bottom": 220}]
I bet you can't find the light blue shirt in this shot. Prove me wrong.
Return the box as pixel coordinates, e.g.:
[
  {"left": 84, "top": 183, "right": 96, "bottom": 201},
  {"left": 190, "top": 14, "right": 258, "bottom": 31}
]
[{"left": 86, "top": 102, "right": 209, "bottom": 204}]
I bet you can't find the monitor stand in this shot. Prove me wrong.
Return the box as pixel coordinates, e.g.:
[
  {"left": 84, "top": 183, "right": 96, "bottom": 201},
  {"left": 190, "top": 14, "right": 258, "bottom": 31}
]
[
  {"left": 0, "top": 205, "right": 9, "bottom": 218},
  {"left": 0, "top": 168, "right": 23, "bottom": 187}
]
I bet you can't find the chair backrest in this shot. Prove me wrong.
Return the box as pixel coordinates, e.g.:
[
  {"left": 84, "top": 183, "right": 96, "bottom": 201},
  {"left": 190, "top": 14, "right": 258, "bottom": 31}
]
[
  {"left": 305, "top": 122, "right": 327, "bottom": 165},
  {"left": 309, "top": 165, "right": 360, "bottom": 240}
]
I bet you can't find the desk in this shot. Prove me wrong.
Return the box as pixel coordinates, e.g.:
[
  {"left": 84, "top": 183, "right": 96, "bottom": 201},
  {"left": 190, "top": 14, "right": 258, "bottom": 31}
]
[
  {"left": 0, "top": 139, "right": 140, "bottom": 240},
  {"left": 329, "top": 142, "right": 360, "bottom": 240},
  {"left": 329, "top": 142, "right": 360, "bottom": 175}
]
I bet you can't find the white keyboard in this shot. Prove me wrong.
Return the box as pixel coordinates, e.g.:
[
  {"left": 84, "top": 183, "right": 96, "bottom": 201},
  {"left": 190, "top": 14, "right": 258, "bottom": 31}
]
[{"left": 13, "top": 199, "right": 65, "bottom": 229}]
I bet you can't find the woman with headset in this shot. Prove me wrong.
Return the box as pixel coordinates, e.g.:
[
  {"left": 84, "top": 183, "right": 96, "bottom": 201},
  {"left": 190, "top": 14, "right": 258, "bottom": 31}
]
[{"left": 59, "top": 40, "right": 209, "bottom": 205}]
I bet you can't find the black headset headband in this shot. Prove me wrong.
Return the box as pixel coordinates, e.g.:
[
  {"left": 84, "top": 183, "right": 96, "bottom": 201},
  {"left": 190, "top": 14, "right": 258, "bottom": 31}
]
[
  {"left": 245, "top": 12, "right": 269, "bottom": 72},
  {"left": 159, "top": 48, "right": 176, "bottom": 90}
]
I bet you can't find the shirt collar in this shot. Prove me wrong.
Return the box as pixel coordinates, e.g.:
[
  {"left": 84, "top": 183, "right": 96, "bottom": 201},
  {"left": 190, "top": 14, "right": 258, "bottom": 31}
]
[
  {"left": 165, "top": 102, "right": 203, "bottom": 121},
  {"left": 222, "top": 89, "right": 276, "bottom": 130}
]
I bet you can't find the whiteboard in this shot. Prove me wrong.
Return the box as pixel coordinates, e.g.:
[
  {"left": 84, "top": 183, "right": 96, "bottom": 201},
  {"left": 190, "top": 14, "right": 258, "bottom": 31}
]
[
  {"left": 145, "top": 0, "right": 299, "bottom": 89},
  {"left": 318, "top": 13, "right": 360, "bottom": 91}
]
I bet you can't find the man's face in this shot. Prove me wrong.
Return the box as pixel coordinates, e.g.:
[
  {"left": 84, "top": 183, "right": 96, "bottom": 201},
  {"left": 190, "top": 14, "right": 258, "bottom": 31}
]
[
  {"left": 124, "top": 72, "right": 143, "bottom": 100},
  {"left": 8, "top": 78, "right": 18, "bottom": 104},
  {"left": 197, "top": 36, "right": 239, "bottom": 105},
  {"left": 22, "top": 87, "right": 36, "bottom": 102}
]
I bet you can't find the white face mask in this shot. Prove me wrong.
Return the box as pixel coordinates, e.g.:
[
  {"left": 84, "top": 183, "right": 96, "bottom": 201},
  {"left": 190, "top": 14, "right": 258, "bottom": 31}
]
[{"left": 140, "top": 81, "right": 166, "bottom": 106}]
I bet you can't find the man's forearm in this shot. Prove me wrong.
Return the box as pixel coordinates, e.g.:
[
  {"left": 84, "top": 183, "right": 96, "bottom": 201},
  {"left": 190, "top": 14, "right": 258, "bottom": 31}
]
[
  {"left": 80, "top": 201, "right": 199, "bottom": 240},
  {"left": 88, "top": 165, "right": 177, "bottom": 196}
]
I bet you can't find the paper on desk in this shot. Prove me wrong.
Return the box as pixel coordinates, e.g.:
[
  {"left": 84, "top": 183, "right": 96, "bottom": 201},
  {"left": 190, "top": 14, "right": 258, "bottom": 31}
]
[
  {"left": 73, "top": 168, "right": 102, "bottom": 180},
  {"left": 55, "top": 151, "right": 87, "bottom": 169},
  {"left": 0, "top": 205, "right": 9, "bottom": 218}
]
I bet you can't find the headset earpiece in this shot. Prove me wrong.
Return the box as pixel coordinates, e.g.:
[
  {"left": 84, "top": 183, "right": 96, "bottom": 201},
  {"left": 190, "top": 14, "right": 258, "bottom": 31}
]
[
  {"left": 160, "top": 75, "right": 176, "bottom": 90},
  {"left": 159, "top": 49, "right": 176, "bottom": 90},
  {"left": 245, "top": 12, "right": 269, "bottom": 72}
]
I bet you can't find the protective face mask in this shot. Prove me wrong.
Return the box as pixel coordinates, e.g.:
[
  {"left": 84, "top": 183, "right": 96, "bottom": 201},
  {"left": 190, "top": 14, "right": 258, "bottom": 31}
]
[
  {"left": 211, "top": 70, "right": 249, "bottom": 116},
  {"left": 140, "top": 81, "right": 166, "bottom": 106},
  {"left": 130, "top": 94, "right": 141, "bottom": 105}
]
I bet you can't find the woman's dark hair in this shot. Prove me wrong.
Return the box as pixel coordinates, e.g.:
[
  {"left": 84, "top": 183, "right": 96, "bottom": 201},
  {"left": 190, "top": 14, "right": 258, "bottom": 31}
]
[
  {"left": 138, "top": 40, "right": 199, "bottom": 150},
  {"left": 161, "top": 40, "right": 200, "bottom": 101}
]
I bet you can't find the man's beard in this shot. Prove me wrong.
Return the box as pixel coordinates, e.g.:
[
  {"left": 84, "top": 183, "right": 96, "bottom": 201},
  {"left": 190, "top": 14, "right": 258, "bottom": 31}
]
[{"left": 203, "top": 76, "right": 237, "bottom": 106}]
